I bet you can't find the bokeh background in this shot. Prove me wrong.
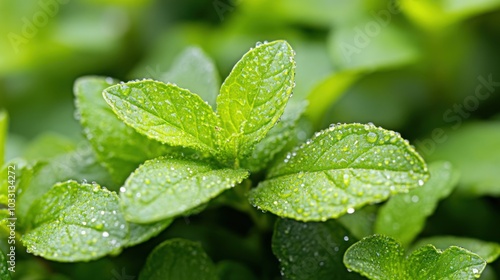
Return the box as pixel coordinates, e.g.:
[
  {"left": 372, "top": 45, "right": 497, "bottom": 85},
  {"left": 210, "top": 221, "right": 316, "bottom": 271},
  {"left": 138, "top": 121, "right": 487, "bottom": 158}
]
[{"left": 1, "top": 0, "right": 500, "bottom": 279}]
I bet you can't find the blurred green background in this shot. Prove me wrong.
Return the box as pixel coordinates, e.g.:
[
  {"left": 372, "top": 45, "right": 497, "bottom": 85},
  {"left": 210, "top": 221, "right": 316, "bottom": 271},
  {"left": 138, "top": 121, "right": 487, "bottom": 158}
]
[
  {"left": 1, "top": 0, "right": 499, "bottom": 142},
  {"left": 1, "top": 0, "right": 500, "bottom": 279}
]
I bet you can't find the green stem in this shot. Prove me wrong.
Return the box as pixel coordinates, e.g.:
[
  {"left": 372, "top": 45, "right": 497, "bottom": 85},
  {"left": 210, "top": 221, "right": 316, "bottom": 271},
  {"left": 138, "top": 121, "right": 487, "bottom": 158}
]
[{"left": 227, "top": 179, "right": 271, "bottom": 231}]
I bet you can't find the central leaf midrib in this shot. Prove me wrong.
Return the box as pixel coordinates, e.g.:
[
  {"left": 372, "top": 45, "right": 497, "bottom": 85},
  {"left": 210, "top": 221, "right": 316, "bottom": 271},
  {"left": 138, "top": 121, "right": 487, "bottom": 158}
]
[
  {"left": 112, "top": 93, "right": 215, "bottom": 151},
  {"left": 268, "top": 167, "right": 426, "bottom": 181}
]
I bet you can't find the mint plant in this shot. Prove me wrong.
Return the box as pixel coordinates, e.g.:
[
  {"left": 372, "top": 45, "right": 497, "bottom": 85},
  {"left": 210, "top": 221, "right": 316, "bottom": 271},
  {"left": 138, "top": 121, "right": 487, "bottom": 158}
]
[{"left": 2, "top": 40, "right": 499, "bottom": 279}]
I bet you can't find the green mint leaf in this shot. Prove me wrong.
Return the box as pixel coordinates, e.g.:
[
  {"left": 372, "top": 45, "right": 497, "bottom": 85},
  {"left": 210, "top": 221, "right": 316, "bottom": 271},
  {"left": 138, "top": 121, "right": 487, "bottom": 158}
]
[
  {"left": 125, "top": 219, "right": 173, "bottom": 247},
  {"left": 249, "top": 123, "right": 429, "bottom": 221},
  {"left": 103, "top": 80, "right": 219, "bottom": 155},
  {"left": 17, "top": 145, "right": 115, "bottom": 223},
  {"left": 0, "top": 249, "right": 11, "bottom": 279},
  {"left": 216, "top": 40, "right": 296, "bottom": 163},
  {"left": 139, "top": 238, "right": 217, "bottom": 280},
  {"left": 120, "top": 156, "right": 249, "bottom": 223},
  {"left": 407, "top": 245, "right": 485, "bottom": 279},
  {"left": 162, "top": 46, "right": 220, "bottom": 108},
  {"left": 241, "top": 101, "right": 307, "bottom": 172},
  {"left": 75, "top": 76, "right": 170, "bottom": 183},
  {"left": 412, "top": 236, "right": 500, "bottom": 263},
  {"left": 22, "top": 181, "right": 128, "bottom": 262},
  {"left": 272, "top": 218, "right": 364, "bottom": 280},
  {"left": 344, "top": 235, "right": 405, "bottom": 279},
  {"left": 344, "top": 234, "right": 486, "bottom": 280},
  {"left": 426, "top": 122, "right": 500, "bottom": 196},
  {"left": 0, "top": 110, "right": 7, "bottom": 166},
  {"left": 375, "top": 161, "right": 459, "bottom": 246}
]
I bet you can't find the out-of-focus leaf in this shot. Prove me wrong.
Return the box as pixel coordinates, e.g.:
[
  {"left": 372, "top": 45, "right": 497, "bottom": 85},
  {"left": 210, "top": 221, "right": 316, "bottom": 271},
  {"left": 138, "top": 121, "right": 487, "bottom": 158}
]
[
  {"left": 139, "top": 239, "right": 217, "bottom": 280},
  {"left": 162, "top": 46, "right": 220, "bottom": 108},
  {"left": 216, "top": 261, "right": 257, "bottom": 280},
  {"left": 0, "top": 110, "right": 7, "bottom": 166},
  {"left": 401, "top": 0, "right": 500, "bottom": 29},
  {"left": 426, "top": 122, "right": 500, "bottom": 196},
  {"left": 306, "top": 71, "right": 360, "bottom": 126},
  {"left": 0, "top": 249, "right": 12, "bottom": 279},
  {"left": 375, "top": 161, "right": 459, "bottom": 246},
  {"left": 23, "top": 133, "right": 76, "bottom": 160},
  {"left": 241, "top": 0, "right": 366, "bottom": 27},
  {"left": 328, "top": 23, "right": 419, "bottom": 71},
  {"left": 272, "top": 218, "right": 363, "bottom": 280},
  {"left": 337, "top": 205, "right": 377, "bottom": 240}
]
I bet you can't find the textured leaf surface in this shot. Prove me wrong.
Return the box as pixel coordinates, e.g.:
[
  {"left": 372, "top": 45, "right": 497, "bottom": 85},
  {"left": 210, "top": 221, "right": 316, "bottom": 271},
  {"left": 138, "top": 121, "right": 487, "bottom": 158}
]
[
  {"left": 272, "top": 218, "right": 364, "bottom": 280},
  {"left": 241, "top": 101, "right": 307, "bottom": 172},
  {"left": 426, "top": 122, "right": 500, "bottom": 196},
  {"left": 139, "top": 238, "right": 217, "bottom": 280},
  {"left": 17, "top": 145, "right": 114, "bottom": 223},
  {"left": 407, "top": 245, "right": 485, "bottom": 279},
  {"left": 216, "top": 40, "right": 296, "bottom": 163},
  {"left": 103, "top": 80, "right": 219, "bottom": 155},
  {"left": 0, "top": 110, "right": 7, "bottom": 166},
  {"left": 22, "top": 181, "right": 128, "bottom": 262},
  {"left": 375, "top": 161, "right": 459, "bottom": 246},
  {"left": 75, "top": 76, "right": 169, "bottom": 183},
  {"left": 344, "top": 235, "right": 486, "bottom": 280},
  {"left": 125, "top": 219, "right": 173, "bottom": 247},
  {"left": 249, "top": 123, "right": 429, "bottom": 221},
  {"left": 162, "top": 46, "right": 220, "bottom": 108},
  {"left": 120, "top": 156, "right": 249, "bottom": 223},
  {"left": 412, "top": 236, "right": 500, "bottom": 263}
]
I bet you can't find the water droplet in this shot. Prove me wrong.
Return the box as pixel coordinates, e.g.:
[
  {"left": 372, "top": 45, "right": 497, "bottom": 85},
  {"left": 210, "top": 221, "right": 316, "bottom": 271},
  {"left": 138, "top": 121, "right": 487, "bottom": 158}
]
[
  {"left": 366, "top": 132, "right": 378, "bottom": 143},
  {"left": 119, "top": 187, "right": 126, "bottom": 193},
  {"left": 343, "top": 174, "right": 350, "bottom": 185},
  {"left": 411, "top": 195, "right": 419, "bottom": 203},
  {"left": 347, "top": 207, "right": 355, "bottom": 214},
  {"left": 418, "top": 179, "right": 424, "bottom": 186},
  {"left": 102, "top": 232, "right": 109, "bottom": 237},
  {"left": 343, "top": 236, "right": 350, "bottom": 241}
]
